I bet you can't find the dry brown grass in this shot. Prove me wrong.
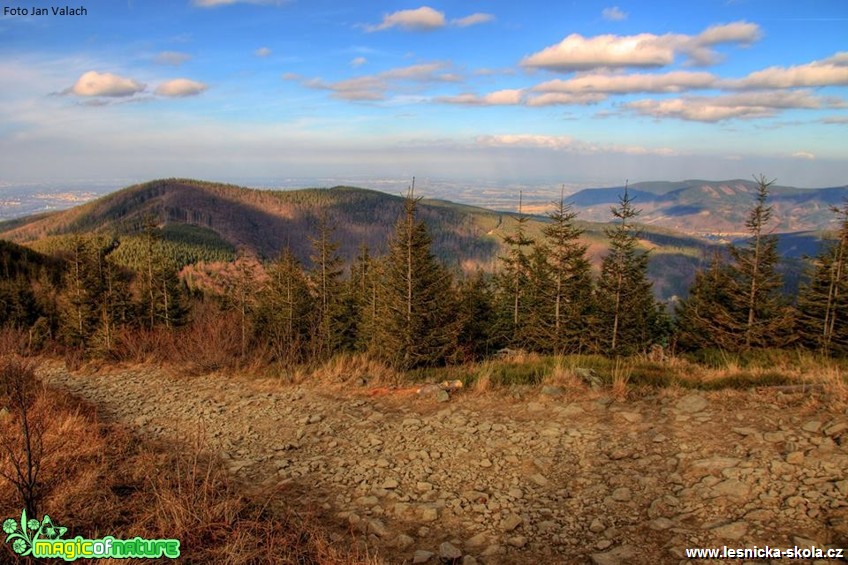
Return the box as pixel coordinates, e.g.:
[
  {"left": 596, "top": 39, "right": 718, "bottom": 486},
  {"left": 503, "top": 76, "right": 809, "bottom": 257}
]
[
  {"left": 610, "top": 358, "right": 633, "bottom": 401},
  {"left": 304, "top": 353, "right": 398, "bottom": 388},
  {"left": 0, "top": 359, "right": 381, "bottom": 565},
  {"left": 469, "top": 362, "right": 494, "bottom": 395}
]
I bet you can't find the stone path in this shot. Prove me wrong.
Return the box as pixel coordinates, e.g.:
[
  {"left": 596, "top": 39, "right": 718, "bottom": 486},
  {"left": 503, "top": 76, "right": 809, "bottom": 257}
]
[{"left": 39, "top": 364, "right": 848, "bottom": 564}]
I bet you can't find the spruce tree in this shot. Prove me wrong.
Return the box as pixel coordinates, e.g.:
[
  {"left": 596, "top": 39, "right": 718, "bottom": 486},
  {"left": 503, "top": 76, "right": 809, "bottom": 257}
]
[
  {"left": 726, "top": 175, "right": 793, "bottom": 349},
  {"left": 674, "top": 251, "right": 740, "bottom": 351},
  {"left": 797, "top": 201, "right": 848, "bottom": 355},
  {"left": 57, "top": 235, "right": 99, "bottom": 348},
  {"left": 346, "top": 244, "right": 378, "bottom": 353},
  {"left": 534, "top": 189, "right": 595, "bottom": 353},
  {"left": 596, "top": 185, "right": 665, "bottom": 355},
  {"left": 308, "top": 212, "right": 344, "bottom": 358},
  {"left": 374, "top": 182, "right": 457, "bottom": 369},
  {"left": 257, "top": 248, "right": 314, "bottom": 365},
  {"left": 91, "top": 248, "right": 132, "bottom": 355},
  {"left": 137, "top": 219, "right": 187, "bottom": 330},
  {"left": 455, "top": 270, "right": 498, "bottom": 361},
  {"left": 496, "top": 192, "right": 534, "bottom": 346}
]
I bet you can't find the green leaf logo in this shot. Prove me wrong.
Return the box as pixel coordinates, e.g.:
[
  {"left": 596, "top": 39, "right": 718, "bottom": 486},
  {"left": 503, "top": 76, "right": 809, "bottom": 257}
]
[{"left": 3, "top": 510, "right": 67, "bottom": 556}]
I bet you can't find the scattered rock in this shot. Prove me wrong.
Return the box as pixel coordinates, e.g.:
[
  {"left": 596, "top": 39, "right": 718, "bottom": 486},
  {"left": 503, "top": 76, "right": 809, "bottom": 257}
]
[
  {"left": 529, "top": 473, "right": 549, "bottom": 487},
  {"left": 786, "top": 451, "right": 805, "bottom": 465},
  {"left": 465, "top": 532, "right": 489, "bottom": 548},
  {"left": 824, "top": 422, "right": 847, "bottom": 437},
  {"left": 802, "top": 421, "right": 823, "bottom": 433},
  {"left": 611, "top": 487, "right": 632, "bottom": 502},
  {"left": 590, "top": 544, "right": 637, "bottom": 565},
  {"left": 575, "top": 368, "right": 603, "bottom": 388},
  {"left": 676, "top": 394, "right": 708, "bottom": 414},
  {"left": 502, "top": 514, "right": 523, "bottom": 532},
  {"left": 589, "top": 518, "right": 605, "bottom": 533},
  {"left": 506, "top": 535, "right": 527, "bottom": 548},
  {"left": 419, "top": 505, "right": 439, "bottom": 522},
  {"left": 439, "top": 542, "right": 462, "bottom": 561},
  {"left": 711, "top": 521, "right": 748, "bottom": 540},
  {"left": 37, "top": 362, "right": 848, "bottom": 565},
  {"left": 394, "top": 534, "right": 414, "bottom": 549},
  {"left": 412, "top": 549, "right": 434, "bottom": 563},
  {"left": 648, "top": 517, "right": 674, "bottom": 530},
  {"left": 367, "top": 518, "right": 389, "bottom": 537},
  {"left": 711, "top": 479, "right": 750, "bottom": 500}
]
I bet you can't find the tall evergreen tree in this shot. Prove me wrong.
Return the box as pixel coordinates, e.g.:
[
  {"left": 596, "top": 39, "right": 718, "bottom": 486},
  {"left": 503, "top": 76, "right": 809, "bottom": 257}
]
[
  {"left": 90, "top": 246, "right": 132, "bottom": 355},
  {"left": 533, "top": 189, "right": 595, "bottom": 353},
  {"left": 346, "top": 244, "right": 379, "bottom": 352},
  {"left": 57, "top": 236, "right": 99, "bottom": 348},
  {"left": 596, "top": 185, "right": 665, "bottom": 355},
  {"left": 797, "top": 201, "right": 848, "bottom": 355},
  {"left": 374, "top": 181, "right": 457, "bottom": 369},
  {"left": 256, "top": 248, "right": 314, "bottom": 365},
  {"left": 727, "top": 175, "right": 793, "bottom": 349},
  {"left": 308, "top": 212, "right": 344, "bottom": 358},
  {"left": 674, "top": 251, "right": 739, "bottom": 351},
  {"left": 496, "top": 192, "right": 534, "bottom": 346},
  {"left": 137, "top": 218, "right": 187, "bottom": 330},
  {"left": 455, "top": 270, "right": 498, "bottom": 361}
]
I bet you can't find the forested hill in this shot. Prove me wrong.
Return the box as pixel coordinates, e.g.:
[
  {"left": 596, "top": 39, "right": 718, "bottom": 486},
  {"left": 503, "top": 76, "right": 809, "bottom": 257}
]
[
  {"left": 0, "top": 179, "right": 505, "bottom": 268},
  {"left": 0, "top": 178, "right": 738, "bottom": 299},
  {"left": 568, "top": 179, "right": 848, "bottom": 235}
]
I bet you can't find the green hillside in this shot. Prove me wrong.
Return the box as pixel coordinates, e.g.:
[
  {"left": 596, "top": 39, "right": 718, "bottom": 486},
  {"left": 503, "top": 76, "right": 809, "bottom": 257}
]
[{"left": 0, "top": 178, "right": 720, "bottom": 299}]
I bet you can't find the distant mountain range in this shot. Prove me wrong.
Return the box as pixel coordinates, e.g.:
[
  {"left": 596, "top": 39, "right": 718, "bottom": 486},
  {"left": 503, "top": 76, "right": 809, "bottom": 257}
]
[
  {"left": 0, "top": 178, "right": 839, "bottom": 300},
  {"left": 567, "top": 179, "right": 847, "bottom": 235}
]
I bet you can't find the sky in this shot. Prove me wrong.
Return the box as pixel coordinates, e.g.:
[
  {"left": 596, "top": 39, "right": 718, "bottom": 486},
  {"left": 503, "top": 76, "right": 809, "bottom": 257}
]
[{"left": 0, "top": 0, "right": 847, "bottom": 191}]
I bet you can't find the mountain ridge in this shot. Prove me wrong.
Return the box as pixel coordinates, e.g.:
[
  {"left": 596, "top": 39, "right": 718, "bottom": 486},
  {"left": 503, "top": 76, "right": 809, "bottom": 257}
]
[
  {"left": 567, "top": 179, "right": 848, "bottom": 234},
  {"left": 0, "top": 178, "right": 833, "bottom": 300}
]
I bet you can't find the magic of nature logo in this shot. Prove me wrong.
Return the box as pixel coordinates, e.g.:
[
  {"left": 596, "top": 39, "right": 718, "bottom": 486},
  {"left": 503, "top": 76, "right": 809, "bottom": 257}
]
[{"left": 3, "top": 509, "right": 180, "bottom": 561}]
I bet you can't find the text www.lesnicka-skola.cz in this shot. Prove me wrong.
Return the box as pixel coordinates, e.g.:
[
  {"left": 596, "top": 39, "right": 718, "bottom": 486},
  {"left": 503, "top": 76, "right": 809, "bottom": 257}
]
[{"left": 686, "top": 545, "right": 844, "bottom": 560}]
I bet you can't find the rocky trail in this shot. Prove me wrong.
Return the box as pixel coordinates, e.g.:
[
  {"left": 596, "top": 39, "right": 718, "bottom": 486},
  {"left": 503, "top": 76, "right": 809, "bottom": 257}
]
[{"left": 40, "top": 364, "right": 848, "bottom": 564}]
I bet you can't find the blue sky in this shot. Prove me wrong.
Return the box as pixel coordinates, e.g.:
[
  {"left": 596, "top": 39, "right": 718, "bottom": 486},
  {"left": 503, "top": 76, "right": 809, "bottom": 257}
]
[{"left": 1, "top": 0, "right": 846, "bottom": 190}]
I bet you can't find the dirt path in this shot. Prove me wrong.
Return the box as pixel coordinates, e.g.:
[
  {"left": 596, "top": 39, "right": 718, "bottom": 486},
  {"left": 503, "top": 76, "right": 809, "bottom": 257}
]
[{"left": 39, "top": 363, "right": 848, "bottom": 564}]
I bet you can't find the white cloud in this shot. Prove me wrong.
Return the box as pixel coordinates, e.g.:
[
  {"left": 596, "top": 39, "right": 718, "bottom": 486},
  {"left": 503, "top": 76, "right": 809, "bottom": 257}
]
[
  {"left": 601, "top": 7, "right": 627, "bottom": 21},
  {"left": 792, "top": 151, "right": 815, "bottom": 160},
  {"left": 521, "top": 21, "right": 762, "bottom": 71},
  {"left": 452, "top": 13, "right": 495, "bottom": 27},
  {"left": 625, "top": 90, "right": 838, "bottom": 122},
  {"left": 437, "top": 89, "right": 523, "bottom": 106},
  {"left": 154, "top": 51, "right": 192, "bottom": 66},
  {"left": 155, "top": 78, "right": 208, "bottom": 97},
  {"left": 696, "top": 22, "right": 761, "bottom": 46},
  {"left": 522, "top": 33, "right": 675, "bottom": 71},
  {"left": 475, "top": 134, "right": 675, "bottom": 156},
  {"left": 66, "top": 71, "right": 145, "bottom": 97},
  {"left": 525, "top": 92, "right": 608, "bottom": 106},
  {"left": 351, "top": 56, "right": 367, "bottom": 68},
  {"left": 295, "top": 62, "right": 458, "bottom": 101},
  {"left": 533, "top": 70, "right": 717, "bottom": 94},
  {"left": 365, "top": 6, "right": 445, "bottom": 32},
  {"left": 255, "top": 47, "right": 272, "bottom": 57},
  {"left": 823, "top": 116, "right": 848, "bottom": 125},
  {"left": 825, "top": 52, "right": 848, "bottom": 66},
  {"left": 725, "top": 52, "right": 848, "bottom": 89}
]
